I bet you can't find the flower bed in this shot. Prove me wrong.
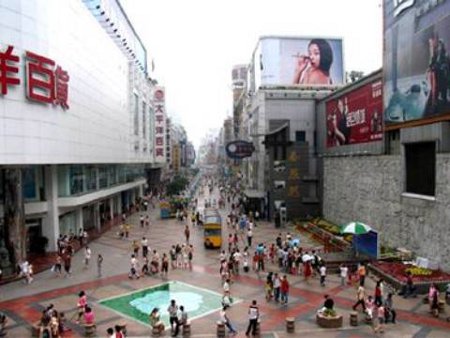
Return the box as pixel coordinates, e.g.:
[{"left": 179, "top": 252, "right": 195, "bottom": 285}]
[{"left": 370, "top": 261, "right": 450, "bottom": 293}]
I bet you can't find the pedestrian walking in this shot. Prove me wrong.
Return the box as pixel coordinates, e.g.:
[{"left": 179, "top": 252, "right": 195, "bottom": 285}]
[
  {"left": 84, "top": 246, "right": 91, "bottom": 269},
  {"left": 128, "top": 254, "right": 140, "bottom": 279},
  {"left": 245, "top": 300, "right": 259, "bottom": 336},
  {"left": 168, "top": 299, "right": 179, "bottom": 337},
  {"left": 339, "top": 264, "right": 348, "bottom": 286},
  {"left": 220, "top": 305, "right": 237, "bottom": 335},
  {"left": 358, "top": 263, "right": 366, "bottom": 287},
  {"left": 319, "top": 263, "right": 327, "bottom": 286},
  {"left": 353, "top": 285, "right": 366, "bottom": 312},
  {"left": 184, "top": 225, "right": 190, "bottom": 244},
  {"left": 161, "top": 253, "right": 169, "bottom": 277},
  {"left": 141, "top": 237, "right": 149, "bottom": 257},
  {"left": 97, "top": 254, "right": 103, "bottom": 278},
  {"left": 52, "top": 255, "right": 62, "bottom": 277},
  {"left": 247, "top": 228, "right": 253, "bottom": 247},
  {"left": 76, "top": 291, "right": 87, "bottom": 324},
  {"left": 280, "top": 275, "right": 290, "bottom": 304},
  {"left": 63, "top": 251, "right": 72, "bottom": 278},
  {"left": 132, "top": 240, "right": 140, "bottom": 256},
  {"left": 140, "top": 214, "right": 145, "bottom": 228}
]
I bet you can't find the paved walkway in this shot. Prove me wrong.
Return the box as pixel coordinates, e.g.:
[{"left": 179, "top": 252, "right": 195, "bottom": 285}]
[{"left": 1, "top": 188, "right": 450, "bottom": 337}]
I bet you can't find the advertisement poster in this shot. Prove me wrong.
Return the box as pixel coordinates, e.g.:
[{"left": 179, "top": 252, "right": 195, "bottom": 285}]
[
  {"left": 326, "top": 80, "right": 383, "bottom": 147},
  {"left": 384, "top": 0, "right": 450, "bottom": 124},
  {"left": 254, "top": 37, "right": 344, "bottom": 88}
]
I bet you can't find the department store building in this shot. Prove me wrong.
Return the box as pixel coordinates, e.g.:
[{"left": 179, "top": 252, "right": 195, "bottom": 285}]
[{"left": 0, "top": 0, "right": 163, "bottom": 273}]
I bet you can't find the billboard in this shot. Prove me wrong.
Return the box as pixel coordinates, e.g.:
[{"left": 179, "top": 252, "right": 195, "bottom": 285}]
[
  {"left": 253, "top": 37, "right": 344, "bottom": 88},
  {"left": 384, "top": 0, "right": 450, "bottom": 124},
  {"left": 326, "top": 80, "right": 383, "bottom": 147}
]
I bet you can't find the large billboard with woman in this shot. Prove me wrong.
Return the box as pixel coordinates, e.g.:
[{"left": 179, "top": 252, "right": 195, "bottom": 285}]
[
  {"left": 253, "top": 36, "right": 344, "bottom": 88},
  {"left": 384, "top": 0, "right": 450, "bottom": 124}
]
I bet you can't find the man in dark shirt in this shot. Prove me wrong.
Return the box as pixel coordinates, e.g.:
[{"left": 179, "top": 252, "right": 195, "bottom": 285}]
[{"left": 323, "top": 294, "right": 334, "bottom": 310}]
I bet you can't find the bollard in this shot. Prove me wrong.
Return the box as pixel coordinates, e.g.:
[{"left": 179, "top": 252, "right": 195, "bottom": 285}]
[
  {"left": 350, "top": 311, "right": 358, "bottom": 326},
  {"left": 216, "top": 321, "right": 225, "bottom": 338},
  {"left": 151, "top": 326, "right": 161, "bottom": 337},
  {"left": 285, "top": 317, "right": 295, "bottom": 333},
  {"left": 182, "top": 321, "right": 191, "bottom": 337}
]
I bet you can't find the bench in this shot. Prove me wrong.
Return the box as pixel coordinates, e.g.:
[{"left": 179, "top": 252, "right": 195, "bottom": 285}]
[{"left": 316, "top": 314, "right": 343, "bottom": 329}]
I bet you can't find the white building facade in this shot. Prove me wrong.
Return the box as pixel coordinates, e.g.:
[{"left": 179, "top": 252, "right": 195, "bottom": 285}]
[{"left": 0, "top": 0, "right": 162, "bottom": 271}]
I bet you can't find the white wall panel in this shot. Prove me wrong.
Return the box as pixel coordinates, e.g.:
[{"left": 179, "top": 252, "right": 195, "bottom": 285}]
[{"left": 0, "top": 0, "right": 150, "bottom": 164}]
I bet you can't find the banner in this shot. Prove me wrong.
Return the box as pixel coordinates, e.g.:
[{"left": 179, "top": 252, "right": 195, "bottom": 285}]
[
  {"left": 384, "top": 0, "right": 450, "bottom": 124},
  {"left": 254, "top": 37, "right": 344, "bottom": 88},
  {"left": 326, "top": 80, "right": 383, "bottom": 147}
]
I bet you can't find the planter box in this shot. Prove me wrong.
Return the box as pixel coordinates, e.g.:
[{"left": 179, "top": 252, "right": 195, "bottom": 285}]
[{"left": 316, "top": 314, "right": 343, "bottom": 329}]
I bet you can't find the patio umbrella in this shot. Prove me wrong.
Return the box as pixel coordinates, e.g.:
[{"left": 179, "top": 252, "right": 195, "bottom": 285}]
[{"left": 341, "top": 221, "right": 372, "bottom": 235}]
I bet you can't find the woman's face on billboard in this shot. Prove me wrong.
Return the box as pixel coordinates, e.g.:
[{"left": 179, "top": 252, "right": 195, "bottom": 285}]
[{"left": 308, "top": 43, "right": 321, "bottom": 69}]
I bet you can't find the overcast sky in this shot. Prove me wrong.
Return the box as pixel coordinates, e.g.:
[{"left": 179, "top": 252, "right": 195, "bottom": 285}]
[{"left": 120, "top": 0, "right": 383, "bottom": 150}]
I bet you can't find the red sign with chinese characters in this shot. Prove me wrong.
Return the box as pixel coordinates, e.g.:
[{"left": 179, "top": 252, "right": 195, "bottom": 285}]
[
  {"left": 0, "top": 45, "right": 70, "bottom": 109},
  {"left": 153, "top": 87, "right": 166, "bottom": 161},
  {"left": 326, "top": 80, "right": 382, "bottom": 148}
]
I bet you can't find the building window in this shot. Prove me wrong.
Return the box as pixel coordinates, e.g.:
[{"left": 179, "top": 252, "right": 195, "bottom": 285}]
[
  {"left": 134, "top": 93, "right": 139, "bottom": 136},
  {"left": 85, "top": 166, "right": 97, "bottom": 192},
  {"left": 142, "top": 102, "right": 147, "bottom": 139},
  {"left": 22, "top": 167, "right": 36, "bottom": 201},
  {"left": 405, "top": 142, "right": 435, "bottom": 196},
  {"left": 99, "top": 166, "right": 108, "bottom": 189},
  {"left": 295, "top": 131, "right": 306, "bottom": 143},
  {"left": 70, "top": 165, "right": 84, "bottom": 195},
  {"left": 108, "top": 165, "right": 117, "bottom": 186}
]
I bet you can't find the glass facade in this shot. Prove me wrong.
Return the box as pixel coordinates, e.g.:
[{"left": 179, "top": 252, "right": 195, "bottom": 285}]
[
  {"left": 22, "top": 167, "right": 45, "bottom": 202},
  {"left": 70, "top": 165, "right": 84, "bottom": 195},
  {"left": 57, "top": 164, "right": 145, "bottom": 197},
  {"left": 85, "top": 166, "right": 97, "bottom": 192},
  {"left": 59, "top": 212, "right": 76, "bottom": 236},
  {"left": 99, "top": 166, "right": 108, "bottom": 189}
]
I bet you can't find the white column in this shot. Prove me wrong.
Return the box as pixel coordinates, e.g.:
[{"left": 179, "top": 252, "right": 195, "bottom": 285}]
[
  {"left": 76, "top": 208, "right": 83, "bottom": 232},
  {"left": 94, "top": 202, "right": 101, "bottom": 232},
  {"left": 43, "top": 165, "right": 59, "bottom": 252},
  {"left": 109, "top": 197, "right": 114, "bottom": 221}
]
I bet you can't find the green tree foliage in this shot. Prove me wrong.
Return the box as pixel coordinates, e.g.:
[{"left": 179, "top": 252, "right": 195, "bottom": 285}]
[{"left": 166, "top": 175, "right": 189, "bottom": 196}]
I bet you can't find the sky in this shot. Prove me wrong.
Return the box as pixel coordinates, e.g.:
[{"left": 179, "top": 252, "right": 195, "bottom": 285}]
[{"left": 120, "top": 0, "right": 383, "bottom": 150}]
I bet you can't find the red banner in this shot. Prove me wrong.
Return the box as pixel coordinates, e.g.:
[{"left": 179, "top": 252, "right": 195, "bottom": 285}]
[{"left": 326, "top": 80, "right": 383, "bottom": 147}]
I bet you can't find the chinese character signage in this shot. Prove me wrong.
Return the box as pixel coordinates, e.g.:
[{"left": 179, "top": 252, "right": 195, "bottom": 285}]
[
  {"left": 0, "top": 45, "right": 69, "bottom": 109},
  {"left": 153, "top": 87, "right": 166, "bottom": 162},
  {"left": 384, "top": 0, "right": 450, "bottom": 125},
  {"left": 326, "top": 80, "right": 383, "bottom": 147}
]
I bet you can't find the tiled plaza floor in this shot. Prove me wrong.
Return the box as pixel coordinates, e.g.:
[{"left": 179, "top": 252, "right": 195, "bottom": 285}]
[{"left": 1, "top": 189, "right": 450, "bottom": 337}]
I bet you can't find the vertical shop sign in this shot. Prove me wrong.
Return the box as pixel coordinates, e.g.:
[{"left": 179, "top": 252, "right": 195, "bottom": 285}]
[{"left": 153, "top": 87, "right": 166, "bottom": 162}]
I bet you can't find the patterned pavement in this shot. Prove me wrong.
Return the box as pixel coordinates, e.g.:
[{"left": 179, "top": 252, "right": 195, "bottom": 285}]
[{"left": 1, "top": 193, "right": 450, "bottom": 337}]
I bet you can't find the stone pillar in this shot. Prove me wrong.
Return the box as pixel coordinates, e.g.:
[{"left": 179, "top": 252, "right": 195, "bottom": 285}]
[
  {"left": 3, "top": 168, "right": 26, "bottom": 266},
  {"left": 43, "top": 165, "right": 59, "bottom": 252},
  {"left": 138, "top": 184, "right": 144, "bottom": 198},
  {"left": 117, "top": 193, "right": 122, "bottom": 215}
]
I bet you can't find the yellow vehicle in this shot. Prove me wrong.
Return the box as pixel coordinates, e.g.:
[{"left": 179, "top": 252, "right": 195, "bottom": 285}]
[{"left": 203, "top": 208, "right": 222, "bottom": 249}]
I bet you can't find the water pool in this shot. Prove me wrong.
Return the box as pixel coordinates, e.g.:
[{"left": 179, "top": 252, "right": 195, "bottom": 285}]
[{"left": 99, "top": 281, "right": 228, "bottom": 327}]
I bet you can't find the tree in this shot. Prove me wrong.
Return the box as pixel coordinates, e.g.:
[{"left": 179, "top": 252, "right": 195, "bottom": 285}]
[{"left": 166, "top": 175, "right": 189, "bottom": 196}]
